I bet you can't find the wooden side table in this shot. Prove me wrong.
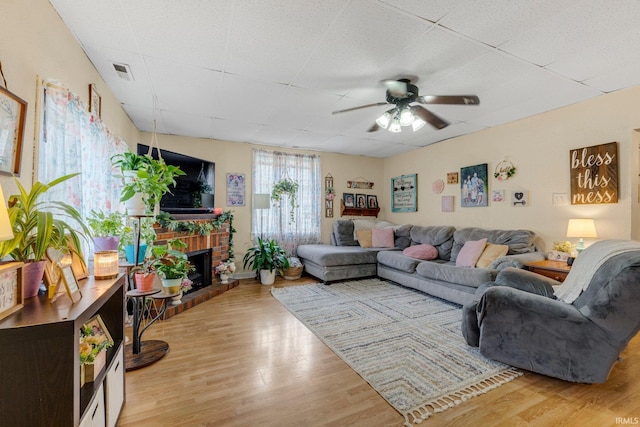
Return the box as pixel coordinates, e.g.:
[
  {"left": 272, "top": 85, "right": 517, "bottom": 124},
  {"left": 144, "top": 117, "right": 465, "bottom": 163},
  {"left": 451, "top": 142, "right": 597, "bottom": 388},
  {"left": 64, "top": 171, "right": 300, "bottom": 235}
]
[{"left": 524, "top": 260, "right": 571, "bottom": 282}]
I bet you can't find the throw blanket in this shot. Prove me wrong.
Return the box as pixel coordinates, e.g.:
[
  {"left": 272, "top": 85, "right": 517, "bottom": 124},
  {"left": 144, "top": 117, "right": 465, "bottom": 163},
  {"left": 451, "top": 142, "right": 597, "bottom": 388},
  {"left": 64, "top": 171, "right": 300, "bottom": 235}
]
[{"left": 554, "top": 240, "right": 640, "bottom": 303}]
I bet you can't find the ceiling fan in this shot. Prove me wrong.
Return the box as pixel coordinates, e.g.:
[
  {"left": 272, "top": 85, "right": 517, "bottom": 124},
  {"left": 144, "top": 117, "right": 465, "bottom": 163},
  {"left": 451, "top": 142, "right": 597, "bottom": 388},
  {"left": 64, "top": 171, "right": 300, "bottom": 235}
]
[{"left": 331, "top": 79, "right": 480, "bottom": 132}]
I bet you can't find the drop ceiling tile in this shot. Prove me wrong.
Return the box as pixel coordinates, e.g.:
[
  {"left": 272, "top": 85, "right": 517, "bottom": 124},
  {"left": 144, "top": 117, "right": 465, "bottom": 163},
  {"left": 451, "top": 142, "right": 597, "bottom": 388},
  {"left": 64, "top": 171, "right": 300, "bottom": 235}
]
[
  {"left": 248, "top": 125, "right": 302, "bottom": 146},
  {"left": 225, "top": 0, "right": 345, "bottom": 84},
  {"left": 379, "top": 0, "right": 466, "bottom": 22},
  {"left": 211, "top": 74, "right": 288, "bottom": 123},
  {"left": 263, "top": 86, "right": 343, "bottom": 130},
  {"left": 159, "top": 110, "right": 214, "bottom": 139},
  {"left": 501, "top": 0, "right": 640, "bottom": 66},
  {"left": 584, "top": 63, "right": 640, "bottom": 93},
  {"left": 211, "top": 118, "right": 260, "bottom": 143},
  {"left": 125, "top": 0, "right": 232, "bottom": 71},
  {"left": 288, "top": 131, "right": 334, "bottom": 149}
]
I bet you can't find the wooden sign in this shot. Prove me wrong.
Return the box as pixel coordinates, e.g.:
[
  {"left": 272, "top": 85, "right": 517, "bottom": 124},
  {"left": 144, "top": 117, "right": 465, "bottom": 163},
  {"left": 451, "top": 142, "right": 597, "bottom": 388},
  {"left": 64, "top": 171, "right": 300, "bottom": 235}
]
[
  {"left": 570, "top": 142, "right": 618, "bottom": 205},
  {"left": 391, "top": 174, "right": 417, "bottom": 212}
]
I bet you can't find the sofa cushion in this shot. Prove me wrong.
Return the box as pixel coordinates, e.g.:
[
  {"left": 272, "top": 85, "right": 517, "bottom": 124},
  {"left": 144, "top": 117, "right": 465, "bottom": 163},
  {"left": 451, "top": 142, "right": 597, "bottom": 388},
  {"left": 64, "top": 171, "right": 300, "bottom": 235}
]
[
  {"left": 456, "top": 238, "right": 488, "bottom": 267},
  {"left": 416, "top": 261, "right": 497, "bottom": 287},
  {"left": 476, "top": 243, "right": 509, "bottom": 268},
  {"left": 333, "top": 220, "right": 358, "bottom": 246},
  {"left": 372, "top": 227, "right": 395, "bottom": 248},
  {"left": 394, "top": 224, "right": 413, "bottom": 249},
  {"left": 297, "top": 244, "right": 380, "bottom": 266},
  {"left": 377, "top": 251, "right": 422, "bottom": 273},
  {"left": 450, "top": 227, "right": 537, "bottom": 263},
  {"left": 356, "top": 229, "right": 373, "bottom": 248},
  {"left": 409, "top": 225, "right": 456, "bottom": 260},
  {"left": 403, "top": 244, "right": 438, "bottom": 260}
]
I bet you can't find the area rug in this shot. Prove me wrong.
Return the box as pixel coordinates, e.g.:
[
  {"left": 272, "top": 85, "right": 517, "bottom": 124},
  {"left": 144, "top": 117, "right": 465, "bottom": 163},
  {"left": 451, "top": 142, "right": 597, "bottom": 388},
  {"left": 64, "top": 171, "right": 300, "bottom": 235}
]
[{"left": 271, "top": 278, "right": 521, "bottom": 426}]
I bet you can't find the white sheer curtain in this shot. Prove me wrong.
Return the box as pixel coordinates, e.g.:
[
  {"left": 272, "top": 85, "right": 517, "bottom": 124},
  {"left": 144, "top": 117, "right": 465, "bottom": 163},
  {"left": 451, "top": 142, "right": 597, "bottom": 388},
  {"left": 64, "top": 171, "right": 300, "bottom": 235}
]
[
  {"left": 38, "top": 81, "right": 128, "bottom": 253},
  {"left": 252, "top": 149, "right": 321, "bottom": 255}
]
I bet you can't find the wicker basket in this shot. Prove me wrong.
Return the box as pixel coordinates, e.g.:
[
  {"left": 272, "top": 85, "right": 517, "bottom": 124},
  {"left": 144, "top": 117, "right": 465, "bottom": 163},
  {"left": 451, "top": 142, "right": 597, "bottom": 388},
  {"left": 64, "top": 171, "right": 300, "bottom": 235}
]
[{"left": 283, "top": 265, "right": 304, "bottom": 280}]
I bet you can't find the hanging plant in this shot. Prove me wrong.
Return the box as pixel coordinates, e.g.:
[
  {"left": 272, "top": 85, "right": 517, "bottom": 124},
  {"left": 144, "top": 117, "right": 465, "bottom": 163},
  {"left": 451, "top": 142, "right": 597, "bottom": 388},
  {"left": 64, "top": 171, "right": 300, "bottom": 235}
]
[{"left": 271, "top": 178, "right": 299, "bottom": 224}]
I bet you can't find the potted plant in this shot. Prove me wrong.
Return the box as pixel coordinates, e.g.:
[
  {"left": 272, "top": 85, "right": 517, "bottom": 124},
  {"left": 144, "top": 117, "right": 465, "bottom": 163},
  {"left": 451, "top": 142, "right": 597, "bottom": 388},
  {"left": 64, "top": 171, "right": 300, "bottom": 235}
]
[
  {"left": 130, "top": 256, "right": 157, "bottom": 292},
  {"left": 214, "top": 259, "right": 236, "bottom": 284},
  {"left": 242, "top": 237, "right": 290, "bottom": 285},
  {"left": 120, "top": 217, "right": 156, "bottom": 264},
  {"left": 0, "top": 173, "right": 91, "bottom": 297},
  {"left": 271, "top": 178, "right": 299, "bottom": 224},
  {"left": 111, "top": 151, "right": 185, "bottom": 215},
  {"left": 151, "top": 238, "right": 194, "bottom": 293},
  {"left": 87, "top": 210, "right": 125, "bottom": 252}
]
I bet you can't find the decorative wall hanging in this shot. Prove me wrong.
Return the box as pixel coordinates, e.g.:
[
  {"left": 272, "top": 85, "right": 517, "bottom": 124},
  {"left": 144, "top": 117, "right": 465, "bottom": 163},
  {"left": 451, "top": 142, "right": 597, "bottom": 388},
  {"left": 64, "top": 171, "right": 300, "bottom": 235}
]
[
  {"left": 0, "top": 85, "right": 26, "bottom": 176},
  {"left": 324, "top": 173, "right": 334, "bottom": 218},
  {"left": 89, "top": 83, "right": 101, "bottom": 118},
  {"left": 442, "top": 195, "right": 454, "bottom": 212},
  {"left": 492, "top": 190, "right": 505, "bottom": 202},
  {"left": 391, "top": 174, "right": 417, "bottom": 212},
  {"left": 460, "top": 164, "right": 488, "bottom": 208},
  {"left": 447, "top": 172, "right": 459, "bottom": 184},
  {"left": 570, "top": 142, "right": 618, "bottom": 204},
  {"left": 494, "top": 157, "right": 516, "bottom": 181},
  {"left": 511, "top": 191, "right": 529, "bottom": 207},
  {"left": 347, "top": 177, "right": 374, "bottom": 189},
  {"left": 432, "top": 179, "right": 444, "bottom": 194},
  {"left": 226, "top": 173, "right": 246, "bottom": 206}
]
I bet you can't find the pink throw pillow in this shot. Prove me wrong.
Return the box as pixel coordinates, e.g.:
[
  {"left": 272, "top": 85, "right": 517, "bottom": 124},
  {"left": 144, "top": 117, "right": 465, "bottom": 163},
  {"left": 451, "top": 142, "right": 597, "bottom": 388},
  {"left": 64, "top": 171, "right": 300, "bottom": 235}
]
[
  {"left": 403, "top": 244, "right": 438, "bottom": 260},
  {"left": 455, "top": 238, "right": 488, "bottom": 268},
  {"left": 372, "top": 227, "right": 395, "bottom": 248}
]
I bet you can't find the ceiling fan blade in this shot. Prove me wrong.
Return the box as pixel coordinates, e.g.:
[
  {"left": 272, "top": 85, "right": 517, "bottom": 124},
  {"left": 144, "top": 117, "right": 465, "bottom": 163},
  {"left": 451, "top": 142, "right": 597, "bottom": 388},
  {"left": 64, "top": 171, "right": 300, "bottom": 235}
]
[
  {"left": 417, "top": 95, "right": 480, "bottom": 105},
  {"left": 412, "top": 105, "right": 449, "bottom": 130},
  {"left": 367, "top": 123, "right": 380, "bottom": 132},
  {"left": 332, "top": 102, "right": 389, "bottom": 115}
]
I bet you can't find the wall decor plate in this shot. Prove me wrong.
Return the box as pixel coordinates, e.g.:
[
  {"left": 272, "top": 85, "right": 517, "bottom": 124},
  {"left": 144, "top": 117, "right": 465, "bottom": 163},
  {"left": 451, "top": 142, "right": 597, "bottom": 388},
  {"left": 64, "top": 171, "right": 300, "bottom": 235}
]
[{"left": 432, "top": 179, "right": 444, "bottom": 194}]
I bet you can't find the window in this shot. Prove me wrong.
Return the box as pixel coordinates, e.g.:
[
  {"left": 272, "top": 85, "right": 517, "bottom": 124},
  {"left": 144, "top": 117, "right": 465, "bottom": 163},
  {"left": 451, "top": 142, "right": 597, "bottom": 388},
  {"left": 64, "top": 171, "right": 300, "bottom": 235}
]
[{"left": 252, "top": 149, "right": 321, "bottom": 255}]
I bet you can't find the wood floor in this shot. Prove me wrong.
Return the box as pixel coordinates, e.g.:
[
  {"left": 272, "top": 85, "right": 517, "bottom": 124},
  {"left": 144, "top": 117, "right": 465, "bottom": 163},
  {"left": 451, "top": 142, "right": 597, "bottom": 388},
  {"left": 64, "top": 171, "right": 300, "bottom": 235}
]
[{"left": 117, "top": 277, "right": 640, "bottom": 427}]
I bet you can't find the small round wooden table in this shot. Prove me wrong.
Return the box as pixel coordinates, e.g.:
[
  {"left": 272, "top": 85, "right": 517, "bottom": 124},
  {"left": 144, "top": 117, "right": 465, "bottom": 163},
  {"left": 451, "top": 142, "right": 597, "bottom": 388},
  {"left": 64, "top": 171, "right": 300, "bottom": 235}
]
[{"left": 125, "top": 288, "right": 178, "bottom": 371}]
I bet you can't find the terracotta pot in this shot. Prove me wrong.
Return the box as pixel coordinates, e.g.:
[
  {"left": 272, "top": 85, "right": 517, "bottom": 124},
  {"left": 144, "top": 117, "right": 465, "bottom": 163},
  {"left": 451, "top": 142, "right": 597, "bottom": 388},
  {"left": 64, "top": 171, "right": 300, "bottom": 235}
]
[
  {"left": 23, "top": 260, "right": 46, "bottom": 298},
  {"left": 134, "top": 272, "right": 156, "bottom": 292}
]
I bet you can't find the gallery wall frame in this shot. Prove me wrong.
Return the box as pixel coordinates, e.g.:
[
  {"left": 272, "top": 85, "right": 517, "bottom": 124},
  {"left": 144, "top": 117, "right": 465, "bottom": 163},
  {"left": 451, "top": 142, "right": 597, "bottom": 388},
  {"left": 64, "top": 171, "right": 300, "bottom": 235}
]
[
  {"left": 391, "top": 174, "right": 417, "bottom": 212},
  {"left": 460, "top": 163, "right": 488, "bottom": 208},
  {"left": 0, "top": 86, "right": 26, "bottom": 176}
]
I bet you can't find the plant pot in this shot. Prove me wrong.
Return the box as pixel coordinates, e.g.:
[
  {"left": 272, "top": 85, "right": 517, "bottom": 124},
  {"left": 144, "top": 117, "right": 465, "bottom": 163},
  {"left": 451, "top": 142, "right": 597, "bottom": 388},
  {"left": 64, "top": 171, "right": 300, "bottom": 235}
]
[
  {"left": 260, "top": 269, "right": 276, "bottom": 286},
  {"left": 93, "top": 236, "right": 120, "bottom": 252},
  {"left": 219, "top": 273, "right": 229, "bottom": 284},
  {"left": 125, "top": 244, "right": 147, "bottom": 264},
  {"left": 171, "top": 291, "right": 183, "bottom": 306},
  {"left": 125, "top": 192, "right": 146, "bottom": 216},
  {"left": 83, "top": 350, "right": 106, "bottom": 384},
  {"left": 201, "top": 193, "right": 214, "bottom": 208},
  {"left": 161, "top": 278, "right": 182, "bottom": 294},
  {"left": 134, "top": 272, "right": 156, "bottom": 292},
  {"left": 23, "top": 260, "right": 46, "bottom": 298}
]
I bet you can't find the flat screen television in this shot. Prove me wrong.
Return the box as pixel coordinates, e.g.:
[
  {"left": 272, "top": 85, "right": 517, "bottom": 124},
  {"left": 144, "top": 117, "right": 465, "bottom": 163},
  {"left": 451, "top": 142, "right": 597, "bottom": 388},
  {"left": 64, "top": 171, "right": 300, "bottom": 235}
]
[{"left": 137, "top": 144, "right": 215, "bottom": 214}]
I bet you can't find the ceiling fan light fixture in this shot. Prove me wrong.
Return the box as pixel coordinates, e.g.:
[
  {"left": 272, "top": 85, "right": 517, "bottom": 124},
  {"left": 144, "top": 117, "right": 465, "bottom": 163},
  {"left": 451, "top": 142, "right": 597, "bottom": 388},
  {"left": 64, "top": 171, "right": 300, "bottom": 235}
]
[
  {"left": 399, "top": 107, "right": 414, "bottom": 126},
  {"left": 375, "top": 108, "right": 396, "bottom": 129},
  {"left": 388, "top": 117, "right": 402, "bottom": 133},
  {"left": 411, "top": 117, "right": 426, "bottom": 131}
]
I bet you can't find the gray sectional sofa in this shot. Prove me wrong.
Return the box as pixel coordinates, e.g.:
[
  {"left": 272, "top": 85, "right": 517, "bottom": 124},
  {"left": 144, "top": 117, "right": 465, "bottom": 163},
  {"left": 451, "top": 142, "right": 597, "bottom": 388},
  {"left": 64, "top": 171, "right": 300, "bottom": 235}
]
[{"left": 296, "top": 220, "right": 545, "bottom": 306}]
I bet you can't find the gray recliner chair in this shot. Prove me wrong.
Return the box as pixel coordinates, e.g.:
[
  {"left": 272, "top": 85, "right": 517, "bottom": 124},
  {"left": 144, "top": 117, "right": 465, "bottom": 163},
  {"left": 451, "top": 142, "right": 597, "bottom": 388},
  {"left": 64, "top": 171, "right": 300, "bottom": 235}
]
[{"left": 462, "top": 241, "right": 640, "bottom": 383}]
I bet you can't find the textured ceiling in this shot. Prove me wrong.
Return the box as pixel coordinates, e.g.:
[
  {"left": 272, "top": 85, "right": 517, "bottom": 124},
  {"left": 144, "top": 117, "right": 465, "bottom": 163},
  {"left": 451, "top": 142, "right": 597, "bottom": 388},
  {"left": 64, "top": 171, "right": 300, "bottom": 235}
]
[{"left": 49, "top": 0, "right": 640, "bottom": 158}]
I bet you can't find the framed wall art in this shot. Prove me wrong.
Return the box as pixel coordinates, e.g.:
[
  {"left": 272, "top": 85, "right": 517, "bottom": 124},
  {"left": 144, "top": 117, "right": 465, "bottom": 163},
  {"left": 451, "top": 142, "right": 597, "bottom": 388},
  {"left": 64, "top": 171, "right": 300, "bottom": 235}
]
[
  {"left": 89, "top": 83, "right": 101, "bottom": 118},
  {"left": 367, "top": 195, "right": 378, "bottom": 209},
  {"left": 0, "top": 262, "right": 24, "bottom": 321},
  {"left": 391, "top": 174, "right": 417, "bottom": 212},
  {"left": 0, "top": 86, "right": 26, "bottom": 176},
  {"left": 442, "top": 196, "right": 454, "bottom": 212},
  {"left": 570, "top": 142, "right": 618, "bottom": 204},
  {"left": 460, "top": 163, "right": 488, "bottom": 208},
  {"left": 343, "top": 193, "right": 355, "bottom": 208},
  {"left": 226, "top": 173, "right": 246, "bottom": 206},
  {"left": 355, "top": 194, "right": 367, "bottom": 209}
]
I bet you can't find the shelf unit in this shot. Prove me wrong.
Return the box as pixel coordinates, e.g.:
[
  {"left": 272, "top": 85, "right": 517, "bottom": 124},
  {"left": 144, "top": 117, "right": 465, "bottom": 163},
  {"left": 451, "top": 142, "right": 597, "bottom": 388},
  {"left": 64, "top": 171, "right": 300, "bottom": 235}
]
[
  {"left": 340, "top": 199, "right": 380, "bottom": 218},
  {"left": 0, "top": 274, "right": 126, "bottom": 426}
]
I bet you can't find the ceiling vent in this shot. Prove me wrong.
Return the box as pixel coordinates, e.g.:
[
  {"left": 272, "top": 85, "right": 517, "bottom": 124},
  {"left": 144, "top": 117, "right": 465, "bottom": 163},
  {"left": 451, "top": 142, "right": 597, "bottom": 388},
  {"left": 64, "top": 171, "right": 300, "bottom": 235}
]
[{"left": 111, "top": 62, "right": 134, "bottom": 81}]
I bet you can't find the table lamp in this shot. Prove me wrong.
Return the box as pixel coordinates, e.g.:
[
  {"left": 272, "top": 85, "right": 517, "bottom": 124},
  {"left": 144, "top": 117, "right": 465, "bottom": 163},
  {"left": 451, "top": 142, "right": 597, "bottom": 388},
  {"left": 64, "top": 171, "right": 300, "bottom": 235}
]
[{"left": 566, "top": 218, "right": 597, "bottom": 253}]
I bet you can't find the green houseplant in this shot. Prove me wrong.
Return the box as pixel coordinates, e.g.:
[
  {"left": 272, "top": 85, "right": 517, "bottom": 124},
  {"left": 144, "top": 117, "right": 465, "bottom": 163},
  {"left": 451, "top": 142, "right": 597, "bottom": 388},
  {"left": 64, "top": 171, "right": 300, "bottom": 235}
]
[
  {"left": 271, "top": 178, "right": 299, "bottom": 224},
  {"left": 0, "top": 173, "right": 91, "bottom": 297},
  {"left": 242, "top": 237, "right": 290, "bottom": 285},
  {"left": 151, "top": 238, "right": 194, "bottom": 293},
  {"left": 111, "top": 151, "right": 185, "bottom": 215},
  {"left": 87, "top": 210, "right": 125, "bottom": 252},
  {"left": 120, "top": 217, "right": 156, "bottom": 263}
]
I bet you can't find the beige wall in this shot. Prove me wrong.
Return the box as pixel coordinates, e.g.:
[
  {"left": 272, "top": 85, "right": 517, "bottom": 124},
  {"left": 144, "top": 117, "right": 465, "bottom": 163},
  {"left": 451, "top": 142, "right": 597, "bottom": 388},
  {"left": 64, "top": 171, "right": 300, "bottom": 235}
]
[
  {"left": 0, "top": 0, "right": 139, "bottom": 196},
  {"left": 384, "top": 86, "right": 640, "bottom": 251}
]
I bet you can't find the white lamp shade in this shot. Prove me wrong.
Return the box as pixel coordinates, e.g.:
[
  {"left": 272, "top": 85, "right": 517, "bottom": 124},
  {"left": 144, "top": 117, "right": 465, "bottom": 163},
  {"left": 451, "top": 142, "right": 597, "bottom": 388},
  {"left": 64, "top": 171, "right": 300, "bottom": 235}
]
[
  {"left": 253, "top": 193, "right": 271, "bottom": 209},
  {"left": 566, "top": 218, "right": 597, "bottom": 238},
  {"left": 0, "top": 185, "right": 14, "bottom": 241}
]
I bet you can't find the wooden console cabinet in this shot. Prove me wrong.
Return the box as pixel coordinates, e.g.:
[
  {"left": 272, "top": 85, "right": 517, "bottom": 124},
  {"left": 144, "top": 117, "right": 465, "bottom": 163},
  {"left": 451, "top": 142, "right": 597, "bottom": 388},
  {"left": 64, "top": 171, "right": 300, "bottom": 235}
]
[{"left": 0, "top": 274, "right": 126, "bottom": 426}]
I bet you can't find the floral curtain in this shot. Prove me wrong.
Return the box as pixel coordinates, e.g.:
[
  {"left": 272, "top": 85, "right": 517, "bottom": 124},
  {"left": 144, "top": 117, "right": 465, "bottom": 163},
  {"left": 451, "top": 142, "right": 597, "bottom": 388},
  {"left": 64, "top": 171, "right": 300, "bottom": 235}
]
[
  {"left": 38, "top": 81, "right": 128, "bottom": 253},
  {"left": 252, "top": 149, "right": 321, "bottom": 255}
]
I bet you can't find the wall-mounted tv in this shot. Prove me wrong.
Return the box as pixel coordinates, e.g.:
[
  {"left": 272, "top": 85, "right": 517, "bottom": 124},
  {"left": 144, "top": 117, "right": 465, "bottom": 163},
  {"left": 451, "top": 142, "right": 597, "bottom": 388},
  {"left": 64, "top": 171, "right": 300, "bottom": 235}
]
[{"left": 137, "top": 144, "right": 215, "bottom": 214}]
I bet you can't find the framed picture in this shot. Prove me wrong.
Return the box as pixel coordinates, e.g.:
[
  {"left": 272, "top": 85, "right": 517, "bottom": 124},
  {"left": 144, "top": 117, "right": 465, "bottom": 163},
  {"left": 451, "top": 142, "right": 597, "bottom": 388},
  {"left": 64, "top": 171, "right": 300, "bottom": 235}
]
[
  {"left": 447, "top": 172, "right": 459, "bottom": 184},
  {"left": 89, "top": 83, "right": 101, "bottom": 117},
  {"left": 391, "top": 174, "right": 417, "bottom": 212},
  {"left": 355, "top": 194, "right": 367, "bottom": 209},
  {"left": 442, "top": 195, "right": 454, "bottom": 212},
  {"left": 67, "top": 237, "right": 89, "bottom": 280},
  {"left": 460, "top": 163, "right": 488, "bottom": 208},
  {"left": 0, "top": 86, "right": 27, "bottom": 176},
  {"left": 367, "top": 195, "right": 378, "bottom": 209},
  {"left": 226, "top": 173, "right": 246, "bottom": 206},
  {"left": 0, "top": 262, "right": 24, "bottom": 321},
  {"left": 492, "top": 190, "right": 505, "bottom": 202},
  {"left": 83, "top": 314, "right": 113, "bottom": 347},
  {"left": 59, "top": 265, "right": 82, "bottom": 303},
  {"left": 512, "top": 191, "right": 529, "bottom": 207},
  {"left": 343, "top": 193, "right": 355, "bottom": 208}
]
